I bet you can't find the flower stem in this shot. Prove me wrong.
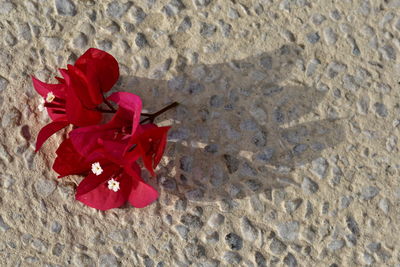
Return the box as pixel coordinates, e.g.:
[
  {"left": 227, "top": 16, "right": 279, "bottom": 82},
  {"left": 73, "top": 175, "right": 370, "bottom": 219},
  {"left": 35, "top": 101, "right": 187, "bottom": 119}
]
[{"left": 140, "top": 102, "right": 179, "bottom": 124}]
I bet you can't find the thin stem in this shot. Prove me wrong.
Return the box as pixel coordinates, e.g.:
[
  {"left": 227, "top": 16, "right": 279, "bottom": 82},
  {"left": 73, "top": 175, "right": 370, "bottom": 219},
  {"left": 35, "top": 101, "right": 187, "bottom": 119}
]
[
  {"left": 140, "top": 102, "right": 179, "bottom": 124},
  {"left": 95, "top": 107, "right": 116, "bottom": 113},
  {"left": 102, "top": 94, "right": 116, "bottom": 112}
]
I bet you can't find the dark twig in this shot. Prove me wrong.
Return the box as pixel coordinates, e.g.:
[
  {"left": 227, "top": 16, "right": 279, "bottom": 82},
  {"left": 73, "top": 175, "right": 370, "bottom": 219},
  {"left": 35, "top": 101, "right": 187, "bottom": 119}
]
[{"left": 140, "top": 102, "right": 179, "bottom": 124}]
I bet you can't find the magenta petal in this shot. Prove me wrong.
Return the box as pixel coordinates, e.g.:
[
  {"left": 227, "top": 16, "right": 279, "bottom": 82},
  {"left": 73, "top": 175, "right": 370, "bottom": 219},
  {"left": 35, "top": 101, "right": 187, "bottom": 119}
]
[
  {"left": 128, "top": 179, "right": 159, "bottom": 208},
  {"left": 31, "top": 76, "right": 65, "bottom": 98},
  {"left": 76, "top": 165, "right": 131, "bottom": 211},
  {"left": 108, "top": 92, "right": 142, "bottom": 134},
  {"left": 35, "top": 120, "right": 69, "bottom": 151}
]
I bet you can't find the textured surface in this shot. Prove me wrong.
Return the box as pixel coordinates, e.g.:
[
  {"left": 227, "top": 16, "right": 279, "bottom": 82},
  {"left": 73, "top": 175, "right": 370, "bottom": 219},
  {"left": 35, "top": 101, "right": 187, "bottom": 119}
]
[{"left": 1, "top": 0, "right": 400, "bottom": 266}]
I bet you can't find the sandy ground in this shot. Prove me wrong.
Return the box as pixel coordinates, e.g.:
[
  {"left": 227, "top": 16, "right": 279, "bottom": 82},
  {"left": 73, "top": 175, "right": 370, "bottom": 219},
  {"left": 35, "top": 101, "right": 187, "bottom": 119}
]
[{"left": 1, "top": 0, "right": 400, "bottom": 266}]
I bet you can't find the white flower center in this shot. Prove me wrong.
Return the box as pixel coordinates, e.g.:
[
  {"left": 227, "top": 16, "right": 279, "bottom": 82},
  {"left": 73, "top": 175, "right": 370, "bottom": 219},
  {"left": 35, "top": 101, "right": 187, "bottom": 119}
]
[
  {"left": 46, "top": 92, "right": 55, "bottom": 103},
  {"left": 91, "top": 162, "right": 103, "bottom": 176},
  {"left": 108, "top": 178, "right": 120, "bottom": 192}
]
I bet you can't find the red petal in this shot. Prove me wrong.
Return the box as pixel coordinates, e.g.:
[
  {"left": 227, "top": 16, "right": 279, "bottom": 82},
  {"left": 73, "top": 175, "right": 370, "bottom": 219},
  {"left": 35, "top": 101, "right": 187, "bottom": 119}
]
[
  {"left": 108, "top": 92, "right": 142, "bottom": 134},
  {"left": 75, "top": 48, "right": 119, "bottom": 93},
  {"left": 125, "top": 163, "right": 158, "bottom": 208},
  {"left": 53, "top": 139, "right": 90, "bottom": 177},
  {"left": 35, "top": 120, "right": 69, "bottom": 151},
  {"left": 60, "top": 69, "right": 102, "bottom": 126},
  {"left": 31, "top": 76, "right": 65, "bottom": 98},
  {"left": 67, "top": 64, "right": 102, "bottom": 107},
  {"left": 76, "top": 165, "right": 131, "bottom": 211}
]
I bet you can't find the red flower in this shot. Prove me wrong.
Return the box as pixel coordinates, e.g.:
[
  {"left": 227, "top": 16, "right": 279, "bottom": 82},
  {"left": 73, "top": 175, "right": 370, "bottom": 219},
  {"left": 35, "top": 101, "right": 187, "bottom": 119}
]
[
  {"left": 33, "top": 48, "right": 119, "bottom": 151},
  {"left": 53, "top": 92, "right": 158, "bottom": 210}
]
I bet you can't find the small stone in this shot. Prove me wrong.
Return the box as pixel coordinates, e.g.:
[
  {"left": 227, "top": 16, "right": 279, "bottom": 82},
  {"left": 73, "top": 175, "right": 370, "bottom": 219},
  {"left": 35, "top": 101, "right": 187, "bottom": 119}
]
[
  {"left": 55, "top": 0, "right": 77, "bottom": 16},
  {"left": 135, "top": 33, "right": 148, "bottom": 48},
  {"left": 108, "top": 229, "right": 134, "bottom": 243},
  {"left": 99, "top": 253, "right": 120, "bottom": 267},
  {"left": 284, "top": 253, "right": 298, "bottom": 267},
  {"left": 254, "top": 251, "right": 266, "bottom": 267},
  {"left": 0, "top": 1, "right": 15, "bottom": 15},
  {"left": 96, "top": 40, "right": 112, "bottom": 51},
  {"left": 73, "top": 254, "right": 95, "bottom": 266},
  {"left": 175, "top": 225, "right": 189, "bottom": 239},
  {"left": 131, "top": 6, "right": 146, "bottom": 24},
  {"left": 323, "top": 27, "right": 338, "bottom": 45},
  {"left": 228, "top": 8, "right": 239, "bottom": 19},
  {"left": 366, "top": 242, "right": 381, "bottom": 252},
  {"left": 44, "top": 37, "right": 64, "bottom": 52},
  {"left": 0, "top": 215, "right": 10, "bottom": 232},
  {"left": 31, "top": 238, "right": 48, "bottom": 253},
  {"left": 72, "top": 32, "right": 88, "bottom": 49},
  {"left": 34, "top": 179, "right": 56, "bottom": 198},
  {"left": 178, "top": 16, "right": 191, "bottom": 32},
  {"left": 306, "top": 32, "right": 320, "bottom": 44},
  {"left": 311, "top": 157, "right": 328, "bottom": 179},
  {"left": 306, "top": 58, "right": 320, "bottom": 76},
  {"left": 52, "top": 243, "right": 64, "bottom": 256},
  {"left": 223, "top": 251, "right": 242, "bottom": 265},
  {"left": 284, "top": 199, "right": 303, "bottom": 214},
  {"left": 18, "top": 23, "right": 31, "bottom": 41},
  {"left": 207, "top": 213, "right": 224, "bottom": 228},
  {"left": 363, "top": 252, "right": 375, "bottom": 265},
  {"left": 180, "top": 214, "right": 203, "bottom": 229},
  {"left": 50, "top": 221, "right": 62, "bottom": 234},
  {"left": 277, "top": 221, "right": 299, "bottom": 241},
  {"left": 270, "top": 238, "right": 287, "bottom": 255},
  {"left": 361, "top": 186, "right": 379, "bottom": 200},
  {"left": 223, "top": 154, "right": 239, "bottom": 174},
  {"left": 311, "top": 13, "right": 326, "bottom": 25},
  {"left": 179, "top": 156, "right": 192, "bottom": 172},
  {"left": 200, "top": 23, "right": 216, "bottom": 37},
  {"left": 346, "top": 215, "right": 360, "bottom": 236},
  {"left": 241, "top": 217, "right": 258, "bottom": 242},
  {"left": 327, "top": 239, "right": 344, "bottom": 251},
  {"left": 380, "top": 44, "right": 396, "bottom": 60},
  {"left": 106, "top": 1, "right": 130, "bottom": 18},
  {"left": 185, "top": 188, "right": 204, "bottom": 201},
  {"left": 225, "top": 233, "right": 243, "bottom": 250},
  {"left": 162, "top": 0, "right": 185, "bottom": 16},
  {"left": 301, "top": 177, "right": 319, "bottom": 194},
  {"left": 0, "top": 76, "right": 9, "bottom": 92},
  {"left": 374, "top": 103, "right": 388, "bottom": 117},
  {"left": 378, "top": 198, "right": 389, "bottom": 213}
]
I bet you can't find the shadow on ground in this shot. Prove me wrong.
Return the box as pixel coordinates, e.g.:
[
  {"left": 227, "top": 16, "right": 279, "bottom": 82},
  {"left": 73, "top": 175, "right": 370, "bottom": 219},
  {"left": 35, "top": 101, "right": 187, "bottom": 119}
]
[{"left": 117, "top": 44, "right": 345, "bottom": 204}]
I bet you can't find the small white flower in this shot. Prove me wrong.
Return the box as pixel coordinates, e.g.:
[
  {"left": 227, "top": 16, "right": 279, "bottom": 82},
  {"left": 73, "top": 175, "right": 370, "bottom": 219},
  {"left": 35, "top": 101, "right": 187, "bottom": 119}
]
[
  {"left": 46, "top": 92, "right": 55, "bottom": 103},
  {"left": 108, "top": 178, "right": 120, "bottom": 192},
  {"left": 38, "top": 98, "right": 45, "bottom": 112},
  {"left": 91, "top": 162, "right": 103, "bottom": 176}
]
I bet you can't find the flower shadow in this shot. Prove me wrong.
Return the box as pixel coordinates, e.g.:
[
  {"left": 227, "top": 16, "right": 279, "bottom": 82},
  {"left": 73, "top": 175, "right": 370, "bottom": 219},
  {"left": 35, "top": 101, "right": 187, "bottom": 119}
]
[{"left": 118, "top": 44, "right": 345, "bottom": 204}]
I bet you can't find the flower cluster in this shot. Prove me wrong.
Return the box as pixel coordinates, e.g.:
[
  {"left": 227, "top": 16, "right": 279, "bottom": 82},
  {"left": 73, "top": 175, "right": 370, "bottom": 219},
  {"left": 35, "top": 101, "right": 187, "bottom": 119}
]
[{"left": 32, "top": 48, "right": 175, "bottom": 210}]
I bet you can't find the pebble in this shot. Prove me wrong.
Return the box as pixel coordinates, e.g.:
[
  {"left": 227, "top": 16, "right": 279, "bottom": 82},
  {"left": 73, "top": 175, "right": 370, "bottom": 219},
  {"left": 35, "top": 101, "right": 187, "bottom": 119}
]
[
  {"left": 307, "top": 32, "right": 320, "bottom": 44},
  {"left": 200, "top": 23, "right": 217, "bottom": 37},
  {"left": 207, "top": 213, "right": 225, "bottom": 228},
  {"left": 225, "top": 233, "right": 243, "bottom": 250},
  {"left": 0, "top": 76, "right": 9, "bottom": 92},
  {"left": 99, "top": 253, "right": 120, "bottom": 267},
  {"left": 223, "top": 251, "right": 242, "bottom": 264},
  {"left": 162, "top": 0, "right": 185, "bottom": 16},
  {"left": 374, "top": 103, "right": 388, "bottom": 117},
  {"left": 323, "top": 27, "right": 338, "bottom": 45},
  {"left": 361, "top": 186, "right": 379, "bottom": 200},
  {"left": 254, "top": 251, "right": 266, "bottom": 267},
  {"left": 44, "top": 37, "right": 64, "bottom": 52},
  {"left": 0, "top": 1, "right": 15, "bottom": 15},
  {"left": 270, "top": 238, "right": 287, "bottom": 254},
  {"left": 311, "top": 157, "right": 328, "bottom": 179},
  {"left": 277, "top": 221, "right": 299, "bottom": 241},
  {"left": 378, "top": 198, "right": 389, "bottom": 213},
  {"left": 241, "top": 217, "right": 258, "bottom": 242},
  {"left": 106, "top": 1, "right": 129, "bottom": 18},
  {"left": 284, "top": 252, "right": 298, "bottom": 267},
  {"left": 0, "top": 215, "right": 10, "bottom": 232},
  {"left": 311, "top": 14, "right": 326, "bottom": 25},
  {"left": 178, "top": 16, "right": 192, "bottom": 32},
  {"left": 175, "top": 225, "right": 189, "bottom": 239},
  {"left": 55, "top": 0, "right": 77, "bottom": 16},
  {"left": 301, "top": 177, "right": 319, "bottom": 194},
  {"left": 50, "top": 221, "right": 62, "bottom": 234},
  {"left": 346, "top": 215, "right": 360, "bottom": 236},
  {"left": 135, "top": 33, "right": 148, "bottom": 48},
  {"left": 52, "top": 243, "right": 64, "bottom": 256},
  {"left": 327, "top": 239, "right": 344, "bottom": 251},
  {"left": 180, "top": 214, "right": 203, "bottom": 229},
  {"left": 34, "top": 179, "right": 56, "bottom": 198},
  {"left": 108, "top": 228, "right": 134, "bottom": 243},
  {"left": 73, "top": 254, "right": 95, "bottom": 266}
]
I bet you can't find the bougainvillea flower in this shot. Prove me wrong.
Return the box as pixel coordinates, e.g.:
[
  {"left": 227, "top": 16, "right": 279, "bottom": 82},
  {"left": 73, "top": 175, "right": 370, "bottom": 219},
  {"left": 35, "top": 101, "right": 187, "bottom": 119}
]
[
  {"left": 125, "top": 124, "right": 171, "bottom": 176},
  {"left": 53, "top": 91, "right": 158, "bottom": 210},
  {"left": 32, "top": 48, "right": 120, "bottom": 151}
]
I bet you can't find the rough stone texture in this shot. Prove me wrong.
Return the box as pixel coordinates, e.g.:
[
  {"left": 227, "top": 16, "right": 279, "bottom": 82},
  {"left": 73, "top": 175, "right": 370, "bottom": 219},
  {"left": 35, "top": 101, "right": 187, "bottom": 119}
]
[{"left": 0, "top": 1, "right": 399, "bottom": 266}]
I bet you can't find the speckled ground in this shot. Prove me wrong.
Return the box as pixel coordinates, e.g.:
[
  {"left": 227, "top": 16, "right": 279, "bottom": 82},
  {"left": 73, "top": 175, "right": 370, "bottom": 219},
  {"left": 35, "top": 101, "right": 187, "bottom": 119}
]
[{"left": 1, "top": 0, "right": 400, "bottom": 266}]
